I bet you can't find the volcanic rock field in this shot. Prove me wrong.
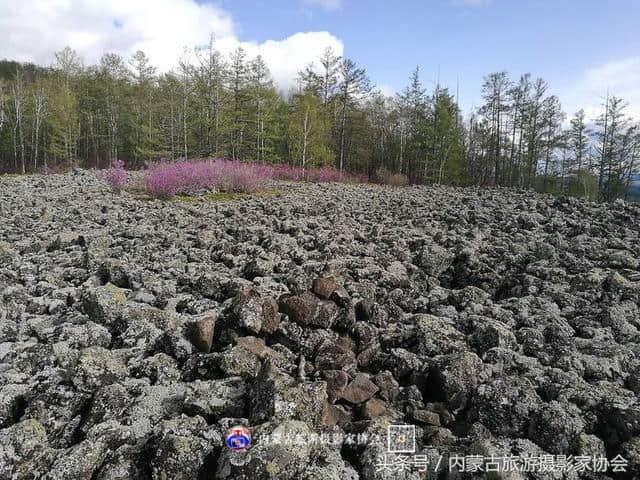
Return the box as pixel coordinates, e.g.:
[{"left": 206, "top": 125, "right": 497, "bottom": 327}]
[{"left": 1, "top": 170, "right": 640, "bottom": 479}]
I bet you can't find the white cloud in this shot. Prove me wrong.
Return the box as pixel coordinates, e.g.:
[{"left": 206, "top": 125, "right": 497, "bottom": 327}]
[
  {"left": 451, "top": 0, "right": 492, "bottom": 7},
  {"left": 0, "top": 0, "right": 344, "bottom": 92},
  {"left": 561, "top": 57, "right": 640, "bottom": 121},
  {"left": 304, "top": 0, "right": 343, "bottom": 11}
]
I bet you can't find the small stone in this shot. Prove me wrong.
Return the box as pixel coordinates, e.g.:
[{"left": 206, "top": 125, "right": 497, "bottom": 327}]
[
  {"left": 218, "top": 344, "right": 260, "bottom": 377},
  {"left": 188, "top": 311, "right": 216, "bottom": 353},
  {"left": 82, "top": 283, "right": 127, "bottom": 327},
  {"left": 261, "top": 296, "right": 280, "bottom": 334},
  {"left": 363, "top": 398, "right": 387, "bottom": 419},
  {"left": 341, "top": 373, "right": 379, "bottom": 404},
  {"left": 355, "top": 299, "right": 374, "bottom": 321},
  {"left": 528, "top": 401, "right": 585, "bottom": 454},
  {"left": 231, "top": 288, "right": 264, "bottom": 334},
  {"left": 312, "top": 276, "right": 338, "bottom": 300},
  {"left": 322, "top": 370, "right": 349, "bottom": 403},
  {"left": 412, "top": 409, "right": 441, "bottom": 426},
  {"left": 374, "top": 371, "right": 400, "bottom": 403},
  {"left": 329, "top": 286, "right": 351, "bottom": 307},
  {"left": 279, "top": 292, "right": 319, "bottom": 326},
  {"left": 322, "top": 402, "right": 350, "bottom": 428},
  {"left": 316, "top": 339, "right": 357, "bottom": 372}
]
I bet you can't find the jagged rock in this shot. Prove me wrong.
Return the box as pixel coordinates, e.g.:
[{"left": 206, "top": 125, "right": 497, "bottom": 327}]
[
  {"left": 46, "top": 439, "right": 108, "bottom": 479},
  {"left": 0, "top": 419, "right": 57, "bottom": 479},
  {"left": 527, "top": 400, "right": 585, "bottom": 454},
  {"left": 24, "top": 380, "right": 91, "bottom": 448},
  {"left": 322, "top": 369, "right": 349, "bottom": 403},
  {"left": 341, "top": 373, "right": 379, "bottom": 404},
  {"left": 80, "top": 384, "right": 133, "bottom": 436},
  {"left": 316, "top": 338, "right": 357, "bottom": 372},
  {"left": 73, "top": 346, "right": 129, "bottom": 393},
  {"left": 414, "top": 314, "right": 467, "bottom": 356},
  {"left": 430, "top": 351, "right": 484, "bottom": 412},
  {"left": 130, "top": 352, "right": 181, "bottom": 384},
  {"left": 321, "top": 402, "right": 351, "bottom": 427},
  {"left": 299, "top": 446, "right": 359, "bottom": 480},
  {"left": 244, "top": 256, "right": 274, "bottom": 280},
  {"left": 250, "top": 362, "right": 327, "bottom": 428},
  {"left": 0, "top": 383, "right": 28, "bottom": 428},
  {"left": 93, "top": 444, "right": 149, "bottom": 480},
  {"left": 183, "top": 378, "right": 247, "bottom": 420},
  {"left": 231, "top": 288, "right": 279, "bottom": 334},
  {"left": 234, "top": 335, "right": 287, "bottom": 367},
  {"left": 188, "top": 311, "right": 216, "bottom": 352},
  {"left": 359, "top": 417, "right": 422, "bottom": 480},
  {"left": 373, "top": 371, "right": 400, "bottom": 403},
  {"left": 154, "top": 328, "right": 194, "bottom": 362},
  {"left": 363, "top": 398, "right": 387, "bottom": 419},
  {"left": 279, "top": 291, "right": 319, "bottom": 327},
  {"left": 314, "top": 300, "right": 340, "bottom": 329},
  {"left": 150, "top": 417, "right": 217, "bottom": 480},
  {"left": 82, "top": 283, "right": 127, "bottom": 326},
  {"left": 468, "top": 377, "right": 542, "bottom": 437},
  {"left": 412, "top": 409, "right": 440, "bottom": 426},
  {"left": 417, "top": 243, "right": 454, "bottom": 277},
  {"left": 312, "top": 276, "right": 338, "bottom": 299},
  {"left": 218, "top": 345, "right": 261, "bottom": 378},
  {"left": 470, "top": 318, "right": 518, "bottom": 354},
  {"left": 575, "top": 433, "right": 606, "bottom": 457}
]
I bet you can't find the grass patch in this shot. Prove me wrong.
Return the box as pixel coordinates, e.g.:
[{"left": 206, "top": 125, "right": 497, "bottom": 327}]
[
  {"left": 173, "top": 189, "right": 283, "bottom": 203},
  {"left": 254, "top": 189, "right": 283, "bottom": 198},
  {"left": 174, "top": 192, "right": 243, "bottom": 203}
]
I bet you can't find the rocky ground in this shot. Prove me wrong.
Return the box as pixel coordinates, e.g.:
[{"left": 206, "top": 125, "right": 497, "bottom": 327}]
[{"left": 1, "top": 170, "right": 640, "bottom": 479}]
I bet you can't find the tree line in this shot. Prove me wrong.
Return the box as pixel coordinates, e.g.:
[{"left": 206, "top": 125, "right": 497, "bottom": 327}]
[{"left": 0, "top": 42, "right": 638, "bottom": 201}]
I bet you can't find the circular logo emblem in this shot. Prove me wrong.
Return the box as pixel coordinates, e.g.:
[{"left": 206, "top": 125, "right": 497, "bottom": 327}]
[{"left": 225, "top": 426, "right": 252, "bottom": 452}]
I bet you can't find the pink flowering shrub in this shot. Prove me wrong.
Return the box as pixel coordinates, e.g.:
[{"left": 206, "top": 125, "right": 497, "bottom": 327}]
[
  {"left": 143, "top": 158, "right": 368, "bottom": 199},
  {"left": 43, "top": 165, "right": 53, "bottom": 176},
  {"left": 145, "top": 162, "right": 184, "bottom": 199},
  {"left": 144, "top": 158, "right": 273, "bottom": 198},
  {"left": 102, "top": 160, "right": 128, "bottom": 192},
  {"left": 212, "top": 160, "right": 273, "bottom": 193},
  {"left": 272, "top": 164, "right": 305, "bottom": 181}
]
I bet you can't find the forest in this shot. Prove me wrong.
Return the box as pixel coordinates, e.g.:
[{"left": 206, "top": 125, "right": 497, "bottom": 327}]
[{"left": 0, "top": 42, "right": 638, "bottom": 202}]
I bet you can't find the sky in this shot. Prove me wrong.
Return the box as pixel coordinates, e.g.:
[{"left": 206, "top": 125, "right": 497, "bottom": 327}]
[{"left": 1, "top": 0, "right": 639, "bottom": 120}]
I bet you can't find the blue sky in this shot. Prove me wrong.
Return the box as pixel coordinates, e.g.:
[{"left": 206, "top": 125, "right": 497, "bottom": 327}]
[
  {"left": 2, "top": 0, "right": 639, "bottom": 119},
  {"left": 220, "top": 0, "right": 640, "bottom": 116}
]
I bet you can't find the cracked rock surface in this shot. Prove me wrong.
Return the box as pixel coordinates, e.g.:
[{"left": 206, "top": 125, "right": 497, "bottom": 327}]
[{"left": 1, "top": 170, "right": 640, "bottom": 479}]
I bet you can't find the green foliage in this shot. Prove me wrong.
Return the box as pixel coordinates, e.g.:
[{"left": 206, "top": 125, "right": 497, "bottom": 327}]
[
  {"left": 288, "top": 89, "right": 332, "bottom": 168},
  {"left": 0, "top": 49, "right": 638, "bottom": 204}
]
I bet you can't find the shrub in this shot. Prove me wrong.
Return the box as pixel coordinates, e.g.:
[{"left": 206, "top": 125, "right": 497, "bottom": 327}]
[
  {"left": 43, "top": 165, "right": 52, "bottom": 176},
  {"left": 388, "top": 173, "right": 409, "bottom": 187},
  {"left": 143, "top": 158, "right": 371, "bottom": 199},
  {"left": 374, "top": 167, "right": 392, "bottom": 184},
  {"left": 273, "top": 164, "right": 305, "bottom": 181},
  {"left": 212, "top": 160, "right": 273, "bottom": 193},
  {"left": 272, "top": 163, "right": 368, "bottom": 184},
  {"left": 306, "top": 166, "right": 367, "bottom": 184},
  {"left": 102, "top": 160, "right": 128, "bottom": 192},
  {"left": 144, "top": 158, "right": 273, "bottom": 199},
  {"left": 145, "top": 162, "right": 184, "bottom": 199}
]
